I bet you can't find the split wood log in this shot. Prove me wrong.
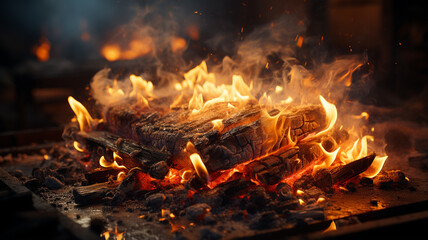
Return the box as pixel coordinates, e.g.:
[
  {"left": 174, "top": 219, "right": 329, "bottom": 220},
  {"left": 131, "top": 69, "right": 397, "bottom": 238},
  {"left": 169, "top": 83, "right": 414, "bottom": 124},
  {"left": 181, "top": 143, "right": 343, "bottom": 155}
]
[
  {"left": 313, "top": 154, "right": 376, "bottom": 190},
  {"left": 72, "top": 182, "right": 119, "bottom": 205},
  {"left": 80, "top": 102, "right": 326, "bottom": 173},
  {"left": 195, "top": 105, "right": 326, "bottom": 172},
  {"left": 245, "top": 143, "right": 323, "bottom": 185},
  {"left": 72, "top": 130, "right": 170, "bottom": 179}
]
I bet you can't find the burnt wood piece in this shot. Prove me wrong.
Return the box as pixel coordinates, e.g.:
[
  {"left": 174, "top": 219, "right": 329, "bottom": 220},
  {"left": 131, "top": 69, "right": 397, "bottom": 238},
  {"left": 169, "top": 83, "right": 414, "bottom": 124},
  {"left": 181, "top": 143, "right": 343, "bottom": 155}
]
[
  {"left": 73, "top": 131, "right": 170, "bottom": 167},
  {"left": 246, "top": 147, "right": 299, "bottom": 185},
  {"left": 104, "top": 168, "right": 148, "bottom": 206},
  {"left": 104, "top": 102, "right": 243, "bottom": 155},
  {"left": 246, "top": 144, "right": 323, "bottom": 185},
  {"left": 72, "top": 182, "right": 119, "bottom": 205},
  {"left": 85, "top": 168, "right": 123, "bottom": 185},
  {"left": 197, "top": 106, "right": 326, "bottom": 172},
  {"left": 313, "top": 154, "right": 376, "bottom": 190}
]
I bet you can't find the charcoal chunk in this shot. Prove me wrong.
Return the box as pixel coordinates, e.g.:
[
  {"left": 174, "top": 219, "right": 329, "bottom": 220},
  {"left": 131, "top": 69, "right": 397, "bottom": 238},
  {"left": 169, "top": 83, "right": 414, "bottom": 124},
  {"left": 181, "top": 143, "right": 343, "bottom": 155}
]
[
  {"left": 146, "top": 193, "right": 166, "bottom": 209},
  {"left": 148, "top": 161, "right": 170, "bottom": 179},
  {"left": 44, "top": 176, "right": 64, "bottom": 190},
  {"left": 185, "top": 203, "right": 211, "bottom": 221}
]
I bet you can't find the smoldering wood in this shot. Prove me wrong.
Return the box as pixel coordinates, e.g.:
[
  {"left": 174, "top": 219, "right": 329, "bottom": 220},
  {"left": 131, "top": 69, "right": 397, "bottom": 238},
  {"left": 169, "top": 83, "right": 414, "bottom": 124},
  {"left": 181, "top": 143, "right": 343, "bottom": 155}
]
[
  {"left": 313, "top": 154, "right": 376, "bottom": 190},
  {"left": 103, "top": 102, "right": 326, "bottom": 172},
  {"left": 73, "top": 131, "right": 170, "bottom": 167},
  {"left": 329, "top": 154, "right": 376, "bottom": 184},
  {"left": 195, "top": 105, "right": 327, "bottom": 172},
  {"left": 84, "top": 168, "right": 122, "bottom": 185},
  {"left": 72, "top": 182, "right": 119, "bottom": 205}
]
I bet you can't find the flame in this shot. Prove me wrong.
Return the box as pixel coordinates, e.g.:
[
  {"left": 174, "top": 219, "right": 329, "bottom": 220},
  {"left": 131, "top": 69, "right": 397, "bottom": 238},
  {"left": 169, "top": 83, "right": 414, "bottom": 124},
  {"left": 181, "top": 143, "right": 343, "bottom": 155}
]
[
  {"left": 340, "top": 135, "right": 387, "bottom": 178},
  {"left": 99, "top": 153, "right": 128, "bottom": 181},
  {"left": 33, "top": 36, "right": 50, "bottom": 62},
  {"left": 173, "top": 61, "right": 253, "bottom": 115},
  {"left": 68, "top": 96, "right": 95, "bottom": 132},
  {"left": 99, "top": 153, "right": 127, "bottom": 170},
  {"left": 296, "top": 189, "right": 304, "bottom": 196},
  {"left": 211, "top": 119, "right": 224, "bottom": 132},
  {"left": 180, "top": 170, "right": 193, "bottom": 184},
  {"left": 101, "top": 226, "right": 124, "bottom": 240},
  {"left": 316, "top": 96, "right": 338, "bottom": 137},
  {"left": 129, "top": 74, "right": 153, "bottom": 107},
  {"left": 189, "top": 153, "right": 210, "bottom": 183},
  {"left": 313, "top": 143, "right": 340, "bottom": 173},
  {"left": 323, "top": 221, "right": 337, "bottom": 232},
  {"left": 73, "top": 141, "right": 85, "bottom": 152}
]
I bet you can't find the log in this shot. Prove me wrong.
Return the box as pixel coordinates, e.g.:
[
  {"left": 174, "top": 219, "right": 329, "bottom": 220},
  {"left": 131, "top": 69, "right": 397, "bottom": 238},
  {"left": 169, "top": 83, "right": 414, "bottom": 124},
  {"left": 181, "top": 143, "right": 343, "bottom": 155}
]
[
  {"left": 196, "top": 105, "right": 326, "bottom": 172},
  {"left": 245, "top": 144, "right": 323, "bottom": 186},
  {"left": 313, "top": 154, "right": 376, "bottom": 190},
  {"left": 82, "top": 102, "right": 326, "bottom": 174},
  {"left": 71, "top": 130, "right": 170, "bottom": 179},
  {"left": 72, "top": 182, "right": 119, "bottom": 205}
]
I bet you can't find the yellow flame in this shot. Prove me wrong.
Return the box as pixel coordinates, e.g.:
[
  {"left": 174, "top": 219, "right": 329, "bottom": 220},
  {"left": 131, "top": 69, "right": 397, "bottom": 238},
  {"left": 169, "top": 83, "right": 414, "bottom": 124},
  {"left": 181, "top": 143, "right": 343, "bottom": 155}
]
[
  {"left": 99, "top": 154, "right": 127, "bottom": 171},
  {"left": 129, "top": 74, "right": 153, "bottom": 107},
  {"left": 275, "top": 86, "right": 283, "bottom": 93},
  {"left": 190, "top": 153, "right": 209, "bottom": 182},
  {"left": 101, "top": 226, "right": 124, "bottom": 240},
  {"left": 316, "top": 96, "right": 338, "bottom": 137},
  {"left": 361, "top": 156, "right": 388, "bottom": 178},
  {"left": 313, "top": 143, "right": 340, "bottom": 173},
  {"left": 68, "top": 96, "right": 95, "bottom": 132},
  {"left": 211, "top": 119, "right": 224, "bottom": 132},
  {"left": 296, "top": 189, "right": 304, "bottom": 195},
  {"left": 323, "top": 221, "right": 336, "bottom": 233},
  {"left": 73, "top": 141, "right": 85, "bottom": 152}
]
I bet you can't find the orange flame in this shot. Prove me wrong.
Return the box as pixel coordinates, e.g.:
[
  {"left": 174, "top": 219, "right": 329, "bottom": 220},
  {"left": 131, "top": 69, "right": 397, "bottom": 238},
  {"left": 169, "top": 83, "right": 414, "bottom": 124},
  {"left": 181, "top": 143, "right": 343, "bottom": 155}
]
[
  {"left": 313, "top": 143, "right": 340, "bottom": 173},
  {"left": 99, "top": 153, "right": 128, "bottom": 181},
  {"left": 190, "top": 153, "right": 210, "bottom": 183},
  {"left": 101, "top": 226, "right": 124, "bottom": 240},
  {"left": 211, "top": 119, "right": 224, "bottom": 132},
  {"left": 316, "top": 96, "right": 338, "bottom": 137},
  {"left": 68, "top": 96, "right": 96, "bottom": 132},
  {"left": 323, "top": 221, "right": 337, "bottom": 232},
  {"left": 73, "top": 141, "right": 85, "bottom": 152}
]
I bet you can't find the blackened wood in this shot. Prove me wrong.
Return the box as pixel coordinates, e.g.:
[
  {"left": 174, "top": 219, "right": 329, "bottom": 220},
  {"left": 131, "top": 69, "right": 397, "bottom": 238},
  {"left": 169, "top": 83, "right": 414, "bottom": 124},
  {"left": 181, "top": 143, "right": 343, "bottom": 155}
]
[
  {"left": 72, "top": 182, "right": 119, "bottom": 205},
  {"left": 85, "top": 168, "right": 122, "bottom": 185},
  {"left": 314, "top": 154, "right": 376, "bottom": 190},
  {"left": 74, "top": 131, "right": 170, "bottom": 167},
  {"left": 246, "top": 147, "right": 299, "bottom": 185},
  {"left": 99, "top": 103, "right": 325, "bottom": 173},
  {"left": 329, "top": 154, "right": 376, "bottom": 184},
  {"left": 197, "top": 105, "right": 326, "bottom": 172}
]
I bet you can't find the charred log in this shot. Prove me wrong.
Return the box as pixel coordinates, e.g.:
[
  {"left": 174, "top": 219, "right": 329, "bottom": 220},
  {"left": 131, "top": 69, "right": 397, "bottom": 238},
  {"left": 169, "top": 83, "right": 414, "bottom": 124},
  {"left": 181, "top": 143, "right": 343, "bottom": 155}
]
[
  {"left": 313, "top": 154, "right": 376, "bottom": 190},
  {"left": 72, "top": 182, "right": 119, "bottom": 205},
  {"left": 196, "top": 105, "right": 326, "bottom": 172}
]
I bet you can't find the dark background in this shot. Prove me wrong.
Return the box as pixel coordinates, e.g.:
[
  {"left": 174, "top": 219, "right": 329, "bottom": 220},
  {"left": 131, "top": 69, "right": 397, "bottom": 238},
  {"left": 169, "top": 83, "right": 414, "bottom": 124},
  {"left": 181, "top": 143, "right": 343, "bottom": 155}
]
[{"left": 0, "top": 0, "right": 426, "bottom": 134}]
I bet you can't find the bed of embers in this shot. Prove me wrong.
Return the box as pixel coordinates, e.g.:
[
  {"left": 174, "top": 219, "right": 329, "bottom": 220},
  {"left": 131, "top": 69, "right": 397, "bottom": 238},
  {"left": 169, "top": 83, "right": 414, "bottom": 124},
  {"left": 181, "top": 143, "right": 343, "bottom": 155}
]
[{"left": 2, "top": 58, "right": 428, "bottom": 239}]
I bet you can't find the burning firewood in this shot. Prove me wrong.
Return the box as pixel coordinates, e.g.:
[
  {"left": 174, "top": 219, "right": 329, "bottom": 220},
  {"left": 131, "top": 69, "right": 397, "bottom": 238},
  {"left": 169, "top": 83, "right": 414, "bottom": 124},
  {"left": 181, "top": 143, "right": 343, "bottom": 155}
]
[
  {"left": 71, "top": 130, "right": 170, "bottom": 179},
  {"left": 313, "top": 154, "right": 376, "bottom": 190}
]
